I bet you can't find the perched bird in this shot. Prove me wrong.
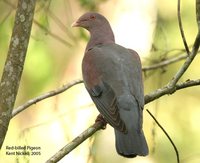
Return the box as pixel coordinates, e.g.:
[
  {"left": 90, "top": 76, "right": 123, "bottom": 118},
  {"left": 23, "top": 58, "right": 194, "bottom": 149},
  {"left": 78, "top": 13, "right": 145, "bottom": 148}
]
[{"left": 72, "top": 12, "right": 148, "bottom": 158}]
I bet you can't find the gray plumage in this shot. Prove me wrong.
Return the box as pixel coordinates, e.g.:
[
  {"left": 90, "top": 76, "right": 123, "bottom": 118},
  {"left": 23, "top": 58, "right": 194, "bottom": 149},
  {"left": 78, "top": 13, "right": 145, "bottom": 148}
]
[{"left": 72, "top": 12, "right": 149, "bottom": 158}]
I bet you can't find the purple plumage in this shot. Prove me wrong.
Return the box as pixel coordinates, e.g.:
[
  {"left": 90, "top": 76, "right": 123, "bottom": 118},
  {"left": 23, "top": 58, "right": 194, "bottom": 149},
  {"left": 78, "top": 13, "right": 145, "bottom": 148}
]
[{"left": 72, "top": 12, "right": 148, "bottom": 158}]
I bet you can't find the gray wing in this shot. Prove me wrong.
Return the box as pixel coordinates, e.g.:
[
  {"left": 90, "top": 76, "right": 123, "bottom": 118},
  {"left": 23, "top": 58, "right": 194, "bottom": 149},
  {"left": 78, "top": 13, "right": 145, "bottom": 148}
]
[
  {"left": 127, "top": 48, "right": 144, "bottom": 109},
  {"left": 87, "top": 81, "right": 127, "bottom": 133}
]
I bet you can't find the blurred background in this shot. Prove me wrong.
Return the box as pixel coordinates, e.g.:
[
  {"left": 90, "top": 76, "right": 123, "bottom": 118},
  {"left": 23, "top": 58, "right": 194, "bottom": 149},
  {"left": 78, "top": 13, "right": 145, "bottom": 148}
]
[{"left": 0, "top": 0, "right": 200, "bottom": 163}]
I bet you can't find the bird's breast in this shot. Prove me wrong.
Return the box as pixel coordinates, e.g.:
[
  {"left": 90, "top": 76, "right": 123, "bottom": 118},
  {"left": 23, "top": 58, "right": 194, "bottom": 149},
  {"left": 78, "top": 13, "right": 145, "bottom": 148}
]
[{"left": 82, "top": 53, "right": 102, "bottom": 89}]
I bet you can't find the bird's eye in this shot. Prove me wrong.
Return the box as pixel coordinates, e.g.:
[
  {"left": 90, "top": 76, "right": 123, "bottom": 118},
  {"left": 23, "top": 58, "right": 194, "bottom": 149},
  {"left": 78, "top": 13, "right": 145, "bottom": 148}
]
[{"left": 90, "top": 15, "right": 96, "bottom": 20}]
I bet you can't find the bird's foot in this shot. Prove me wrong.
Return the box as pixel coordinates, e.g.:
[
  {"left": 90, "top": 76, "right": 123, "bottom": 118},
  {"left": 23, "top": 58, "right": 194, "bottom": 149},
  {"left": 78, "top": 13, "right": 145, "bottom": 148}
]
[{"left": 95, "top": 114, "right": 107, "bottom": 129}]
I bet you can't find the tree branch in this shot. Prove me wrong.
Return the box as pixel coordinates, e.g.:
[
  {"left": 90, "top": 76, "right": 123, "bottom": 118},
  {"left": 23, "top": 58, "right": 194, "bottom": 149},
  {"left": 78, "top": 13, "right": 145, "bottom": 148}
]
[
  {"left": 142, "top": 52, "right": 188, "bottom": 71},
  {"left": 167, "top": 0, "right": 200, "bottom": 89},
  {"left": 46, "top": 8, "right": 76, "bottom": 41},
  {"left": 176, "top": 79, "right": 200, "bottom": 90},
  {"left": 167, "top": 34, "right": 200, "bottom": 89},
  {"left": 33, "top": 19, "right": 72, "bottom": 47},
  {"left": 177, "top": 0, "right": 190, "bottom": 55},
  {"left": 12, "top": 79, "right": 83, "bottom": 117},
  {"left": 0, "top": 9, "right": 12, "bottom": 25},
  {"left": 146, "top": 109, "right": 180, "bottom": 163},
  {"left": 0, "top": 0, "right": 36, "bottom": 148},
  {"left": 2, "top": 0, "right": 73, "bottom": 47},
  {"left": 196, "top": 0, "right": 200, "bottom": 29},
  {"left": 144, "top": 79, "right": 200, "bottom": 104}
]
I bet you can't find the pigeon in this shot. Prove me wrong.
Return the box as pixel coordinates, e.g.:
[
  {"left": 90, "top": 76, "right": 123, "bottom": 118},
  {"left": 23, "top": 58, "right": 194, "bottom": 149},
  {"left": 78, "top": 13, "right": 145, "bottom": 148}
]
[{"left": 72, "top": 12, "right": 148, "bottom": 158}]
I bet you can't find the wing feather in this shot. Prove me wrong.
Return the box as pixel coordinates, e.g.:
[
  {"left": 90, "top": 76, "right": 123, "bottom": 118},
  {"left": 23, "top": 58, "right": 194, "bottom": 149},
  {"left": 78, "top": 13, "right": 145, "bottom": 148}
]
[{"left": 88, "top": 82, "right": 127, "bottom": 133}]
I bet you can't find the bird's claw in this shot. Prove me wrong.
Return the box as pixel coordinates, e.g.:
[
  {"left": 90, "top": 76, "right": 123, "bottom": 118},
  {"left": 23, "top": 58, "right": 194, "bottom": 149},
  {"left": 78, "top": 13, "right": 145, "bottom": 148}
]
[{"left": 95, "top": 114, "right": 107, "bottom": 129}]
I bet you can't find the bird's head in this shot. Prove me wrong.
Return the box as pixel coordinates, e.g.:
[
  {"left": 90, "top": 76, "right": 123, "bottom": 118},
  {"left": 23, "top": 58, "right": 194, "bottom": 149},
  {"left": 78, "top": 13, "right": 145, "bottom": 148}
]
[
  {"left": 71, "top": 12, "right": 110, "bottom": 31},
  {"left": 72, "top": 12, "right": 115, "bottom": 50}
]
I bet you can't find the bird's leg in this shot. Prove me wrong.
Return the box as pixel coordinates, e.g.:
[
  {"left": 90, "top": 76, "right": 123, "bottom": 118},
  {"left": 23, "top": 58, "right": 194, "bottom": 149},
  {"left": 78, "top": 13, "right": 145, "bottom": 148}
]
[{"left": 95, "top": 114, "right": 107, "bottom": 129}]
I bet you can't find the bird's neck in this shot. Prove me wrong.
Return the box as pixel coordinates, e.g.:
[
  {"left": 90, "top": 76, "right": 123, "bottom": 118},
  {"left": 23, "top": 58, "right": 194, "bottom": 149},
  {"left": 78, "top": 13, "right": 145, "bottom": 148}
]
[{"left": 86, "top": 26, "right": 115, "bottom": 52}]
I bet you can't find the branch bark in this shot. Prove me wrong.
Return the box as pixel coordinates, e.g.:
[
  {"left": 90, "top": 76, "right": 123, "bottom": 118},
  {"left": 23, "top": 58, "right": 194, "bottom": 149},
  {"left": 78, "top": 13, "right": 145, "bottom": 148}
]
[
  {"left": 168, "top": 32, "right": 200, "bottom": 89},
  {"left": 142, "top": 52, "right": 188, "bottom": 71},
  {"left": 144, "top": 79, "right": 200, "bottom": 104},
  {"left": 177, "top": 0, "right": 190, "bottom": 55},
  {"left": 0, "top": 0, "right": 36, "bottom": 148},
  {"left": 12, "top": 80, "right": 83, "bottom": 117}
]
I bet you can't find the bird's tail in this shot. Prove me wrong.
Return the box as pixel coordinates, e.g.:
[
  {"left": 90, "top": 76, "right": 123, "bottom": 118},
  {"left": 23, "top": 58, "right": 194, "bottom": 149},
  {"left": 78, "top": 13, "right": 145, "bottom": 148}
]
[
  {"left": 114, "top": 128, "right": 148, "bottom": 157},
  {"left": 114, "top": 94, "right": 148, "bottom": 157}
]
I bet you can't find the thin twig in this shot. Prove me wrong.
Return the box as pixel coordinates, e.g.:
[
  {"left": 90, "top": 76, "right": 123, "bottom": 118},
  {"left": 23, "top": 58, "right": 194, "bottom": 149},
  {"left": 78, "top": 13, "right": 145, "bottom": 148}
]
[
  {"left": 144, "top": 79, "right": 200, "bottom": 104},
  {"left": 2, "top": 0, "right": 73, "bottom": 47},
  {"left": 175, "top": 79, "right": 200, "bottom": 90},
  {"left": 47, "top": 9, "right": 76, "bottom": 41},
  {"left": 146, "top": 109, "right": 180, "bottom": 163},
  {"left": 3, "top": 0, "right": 16, "bottom": 8},
  {"left": 167, "top": 32, "right": 200, "bottom": 89},
  {"left": 12, "top": 80, "right": 83, "bottom": 117},
  {"left": 167, "top": 0, "right": 200, "bottom": 88},
  {"left": 142, "top": 53, "right": 187, "bottom": 71},
  {"left": 0, "top": 9, "right": 13, "bottom": 25},
  {"left": 177, "top": 0, "right": 190, "bottom": 55},
  {"left": 196, "top": 0, "right": 200, "bottom": 29},
  {"left": 33, "top": 19, "right": 72, "bottom": 47}
]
